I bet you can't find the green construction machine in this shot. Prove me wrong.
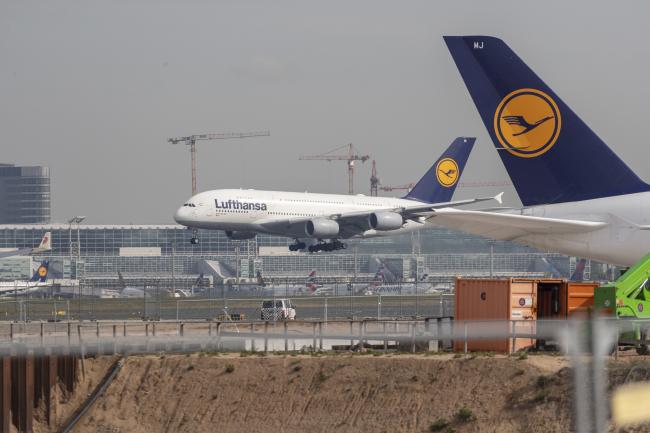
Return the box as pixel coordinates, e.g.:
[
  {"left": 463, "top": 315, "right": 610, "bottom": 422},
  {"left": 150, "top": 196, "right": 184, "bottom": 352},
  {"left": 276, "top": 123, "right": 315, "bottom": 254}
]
[{"left": 595, "top": 251, "right": 650, "bottom": 353}]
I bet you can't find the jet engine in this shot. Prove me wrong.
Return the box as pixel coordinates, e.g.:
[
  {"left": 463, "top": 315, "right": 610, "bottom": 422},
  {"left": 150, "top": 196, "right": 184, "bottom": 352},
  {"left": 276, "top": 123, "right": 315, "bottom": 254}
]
[
  {"left": 305, "top": 219, "right": 339, "bottom": 238},
  {"left": 225, "top": 230, "right": 257, "bottom": 240},
  {"left": 368, "top": 212, "right": 403, "bottom": 231}
]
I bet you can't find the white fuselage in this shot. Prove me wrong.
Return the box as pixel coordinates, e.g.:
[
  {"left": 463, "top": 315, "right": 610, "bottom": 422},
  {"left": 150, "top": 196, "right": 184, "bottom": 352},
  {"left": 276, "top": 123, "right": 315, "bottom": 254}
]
[
  {"left": 174, "top": 189, "right": 426, "bottom": 239},
  {"left": 501, "top": 191, "right": 650, "bottom": 266}
]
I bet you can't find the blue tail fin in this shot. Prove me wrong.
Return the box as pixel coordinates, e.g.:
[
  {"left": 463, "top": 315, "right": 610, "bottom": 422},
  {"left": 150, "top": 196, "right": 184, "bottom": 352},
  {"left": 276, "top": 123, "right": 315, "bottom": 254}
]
[
  {"left": 444, "top": 36, "right": 650, "bottom": 206},
  {"left": 30, "top": 261, "right": 49, "bottom": 282},
  {"left": 404, "top": 137, "right": 475, "bottom": 203}
]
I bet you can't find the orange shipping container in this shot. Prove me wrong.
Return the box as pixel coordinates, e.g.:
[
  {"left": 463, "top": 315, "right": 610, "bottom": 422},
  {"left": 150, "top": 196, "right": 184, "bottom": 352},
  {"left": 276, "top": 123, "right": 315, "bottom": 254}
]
[{"left": 454, "top": 278, "right": 597, "bottom": 353}]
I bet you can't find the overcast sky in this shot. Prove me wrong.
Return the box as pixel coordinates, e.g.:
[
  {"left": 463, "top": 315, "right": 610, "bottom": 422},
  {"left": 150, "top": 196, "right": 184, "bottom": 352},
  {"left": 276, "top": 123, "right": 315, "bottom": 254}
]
[{"left": 1, "top": 0, "right": 649, "bottom": 224}]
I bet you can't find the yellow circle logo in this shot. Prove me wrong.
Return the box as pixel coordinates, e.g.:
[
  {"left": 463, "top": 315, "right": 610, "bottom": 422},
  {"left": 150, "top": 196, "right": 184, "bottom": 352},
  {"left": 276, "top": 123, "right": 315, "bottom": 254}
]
[
  {"left": 494, "top": 88, "right": 561, "bottom": 158},
  {"left": 38, "top": 266, "right": 47, "bottom": 277},
  {"left": 436, "top": 158, "right": 460, "bottom": 187}
]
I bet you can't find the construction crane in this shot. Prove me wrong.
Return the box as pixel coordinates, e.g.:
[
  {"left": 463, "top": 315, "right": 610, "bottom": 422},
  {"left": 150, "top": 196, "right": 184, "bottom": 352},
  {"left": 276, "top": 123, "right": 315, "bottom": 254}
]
[
  {"left": 168, "top": 131, "right": 270, "bottom": 195},
  {"left": 299, "top": 143, "right": 370, "bottom": 195},
  {"left": 379, "top": 183, "right": 415, "bottom": 193},
  {"left": 370, "top": 160, "right": 379, "bottom": 196}
]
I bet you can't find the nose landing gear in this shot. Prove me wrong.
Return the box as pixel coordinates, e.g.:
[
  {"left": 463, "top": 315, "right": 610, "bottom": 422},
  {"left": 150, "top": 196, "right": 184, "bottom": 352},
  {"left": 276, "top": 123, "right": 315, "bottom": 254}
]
[{"left": 190, "top": 229, "right": 199, "bottom": 245}]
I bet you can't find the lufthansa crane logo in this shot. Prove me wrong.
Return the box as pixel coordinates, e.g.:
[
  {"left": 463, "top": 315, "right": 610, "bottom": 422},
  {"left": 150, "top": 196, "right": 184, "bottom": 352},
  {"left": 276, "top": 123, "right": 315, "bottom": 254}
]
[
  {"left": 494, "top": 88, "right": 562, "bottom": 158},
  {"left": 436, "top": 158, "right": 460, "bottom": 187},
  {"left": 38, "top": 266, "right": 47, "bottom": 278}
]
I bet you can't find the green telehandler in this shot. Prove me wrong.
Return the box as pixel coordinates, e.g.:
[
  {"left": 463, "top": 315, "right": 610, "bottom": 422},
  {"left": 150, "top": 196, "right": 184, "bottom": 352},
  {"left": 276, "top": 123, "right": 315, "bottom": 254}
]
[{"left": 595, "top": 251, "right": 650, "bottom": 353}]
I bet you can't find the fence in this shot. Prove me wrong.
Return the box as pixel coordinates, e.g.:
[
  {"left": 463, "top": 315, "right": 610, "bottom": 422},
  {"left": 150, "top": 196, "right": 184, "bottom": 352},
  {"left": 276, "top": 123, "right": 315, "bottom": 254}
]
[{"left": 0, "top": 294, "right": 455, "bottom": 322}]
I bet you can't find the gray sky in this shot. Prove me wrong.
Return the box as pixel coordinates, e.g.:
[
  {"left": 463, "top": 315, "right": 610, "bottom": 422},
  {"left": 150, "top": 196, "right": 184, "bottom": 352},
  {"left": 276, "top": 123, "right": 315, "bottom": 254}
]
[{"left": 2, "top": 0, "right": 649, "bottom": 224}]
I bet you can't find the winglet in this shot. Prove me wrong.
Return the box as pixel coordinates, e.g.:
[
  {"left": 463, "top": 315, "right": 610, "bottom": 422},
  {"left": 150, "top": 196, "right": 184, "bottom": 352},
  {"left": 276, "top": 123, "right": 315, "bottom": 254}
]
[{"left": 494, "top": 192, "right": 504, "bottom": 205}]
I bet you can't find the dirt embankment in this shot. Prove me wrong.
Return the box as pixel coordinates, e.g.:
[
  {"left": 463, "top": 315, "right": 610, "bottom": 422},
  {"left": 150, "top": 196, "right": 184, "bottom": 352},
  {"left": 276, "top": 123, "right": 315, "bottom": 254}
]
[
  {"left": 67, "top": 353, "right": 578, "bottom": 433},
  {"left": 31, "top": 356, "right": 118, "bottom": 433}
]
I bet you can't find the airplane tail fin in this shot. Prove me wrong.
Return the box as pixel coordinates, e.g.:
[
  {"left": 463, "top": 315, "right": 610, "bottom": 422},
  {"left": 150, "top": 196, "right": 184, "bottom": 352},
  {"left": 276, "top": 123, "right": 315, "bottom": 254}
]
[
  {"left": 117, "top": 271, "right": 126, "bottom": 289},
  {"left": 404, "top": 137, "right": 475, "bottom": 203},
  {"left": 444, "top": 36, "right": 650, "bottom": 206},
  {"left": 570, "top": 259, "right": 587, "bottom": 282},
  {"left": 30, "top": 261, "right": 49, "bottom": 282},
  {"left": 304, "top": 270, "right": 317, "bottom": 291},
  {"left": 256, "top": 271, "right": 266, "bottom": 287},
  {"left": 38, "top": 232, "right": 51, "bottom": 251}
]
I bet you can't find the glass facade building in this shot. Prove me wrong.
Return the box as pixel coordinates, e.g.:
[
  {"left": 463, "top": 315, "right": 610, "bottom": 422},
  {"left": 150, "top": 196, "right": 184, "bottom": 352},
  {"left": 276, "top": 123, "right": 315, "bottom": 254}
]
[
  {"left": 0, "top": 224, "right": 592, "bottom": 284},
  {"left": 0, "top": 164, "right": 50, "bottom": 224}
]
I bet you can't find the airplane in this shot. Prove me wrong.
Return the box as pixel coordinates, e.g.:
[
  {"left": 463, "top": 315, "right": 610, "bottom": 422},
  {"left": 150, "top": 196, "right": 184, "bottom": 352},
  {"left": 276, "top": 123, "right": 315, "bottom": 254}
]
[
  {"left": 0, "top": 232, "right": 51, "bottom": 259},
  {"left": 424, "top": 36, "right": 650, "bottom": 267},
  {"left": 0, "top": 260, "right": 50, "bottom": 295},
  {"left": 101, "top": 271, "right": 152, "bottom": 298},
  {"left": 255, "top": 269, "right": 333, "bottom": 295},
  {"left": 174, "top": 137, "right": 503, "bottom": 252},
  {"left": 362, "top": 265, "right": 431, "bottom": 295}
]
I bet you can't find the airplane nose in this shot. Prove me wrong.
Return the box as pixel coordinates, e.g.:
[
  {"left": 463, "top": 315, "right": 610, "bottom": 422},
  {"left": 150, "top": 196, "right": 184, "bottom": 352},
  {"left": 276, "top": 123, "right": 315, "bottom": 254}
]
[{"left": 174, "top": 206, "right": 191, "bottom": 225}]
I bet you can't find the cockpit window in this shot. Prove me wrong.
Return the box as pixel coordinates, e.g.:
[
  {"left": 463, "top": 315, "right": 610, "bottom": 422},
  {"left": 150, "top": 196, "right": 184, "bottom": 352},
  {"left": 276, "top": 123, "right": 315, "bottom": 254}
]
[{"left": 183, "top": 203, "right": 196, "bottom": 207}]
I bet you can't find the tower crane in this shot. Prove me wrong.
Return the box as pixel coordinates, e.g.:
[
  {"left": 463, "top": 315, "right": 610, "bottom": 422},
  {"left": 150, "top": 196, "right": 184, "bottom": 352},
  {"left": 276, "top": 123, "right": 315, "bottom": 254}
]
[
  {"left": 169, "top": 130, "right": 270, "bottom": 244},
  {"left": 168, "top": 130, "right": 270, "bottom": 196},
  {"left": 370, "top": 160, "right": 379, "bottom": 196},
  {"left": 299, "top": 143, "right": 370, "bottom": 195}
]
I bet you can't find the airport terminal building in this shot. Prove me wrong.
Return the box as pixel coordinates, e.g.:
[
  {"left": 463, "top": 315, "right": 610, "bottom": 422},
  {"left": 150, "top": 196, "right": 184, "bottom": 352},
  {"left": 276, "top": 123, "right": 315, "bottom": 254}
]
[{"left": 0, "top": 224, "right": 598, "bottom": 290}]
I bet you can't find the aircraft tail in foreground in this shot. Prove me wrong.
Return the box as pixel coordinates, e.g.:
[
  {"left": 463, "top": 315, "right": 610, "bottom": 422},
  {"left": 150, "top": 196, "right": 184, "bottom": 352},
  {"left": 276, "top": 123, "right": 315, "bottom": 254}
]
[{"left": 444, "top": 36, "right": 650, "bottom": 206}]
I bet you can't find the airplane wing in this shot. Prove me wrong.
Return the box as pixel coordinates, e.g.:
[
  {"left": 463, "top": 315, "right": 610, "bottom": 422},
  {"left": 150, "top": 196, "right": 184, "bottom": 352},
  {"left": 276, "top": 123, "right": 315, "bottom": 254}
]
[
  {"left": 426, "top": 208, "right": 608, "bottom": 241},
  {"left": 256, "top": 193, "right": 503, "bottom": 238},
  {"left": 0, "top": 249, "right": 31, "bottom": 259}
]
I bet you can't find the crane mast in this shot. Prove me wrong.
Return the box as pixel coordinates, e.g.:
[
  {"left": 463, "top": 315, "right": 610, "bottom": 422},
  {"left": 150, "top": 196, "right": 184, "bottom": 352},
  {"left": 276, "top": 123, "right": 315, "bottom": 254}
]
[{"left": 169, "top": 130, "right": 270, "bottom": 195}]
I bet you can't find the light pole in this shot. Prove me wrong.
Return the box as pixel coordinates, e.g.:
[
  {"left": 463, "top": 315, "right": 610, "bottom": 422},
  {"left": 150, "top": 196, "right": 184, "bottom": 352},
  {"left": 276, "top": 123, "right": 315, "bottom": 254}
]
[{"left": 67, "top": 216, "right": 85, "bottom": 318}]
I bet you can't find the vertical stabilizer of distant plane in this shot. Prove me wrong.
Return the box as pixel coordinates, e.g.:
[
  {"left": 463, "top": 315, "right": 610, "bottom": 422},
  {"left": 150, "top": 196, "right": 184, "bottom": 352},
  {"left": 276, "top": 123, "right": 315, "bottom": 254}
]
[
  {"left": 117, "top": 271, "right": 126, "bottom": 290},
  {"left": 570, "top": 259, "right": 587, "bottom": 282},
  {"left": 35, "top": 232, "right": 52, "bottom": 252},
  {"left": 29, "top": 261, "right": 49, "bottom": 283},
  {"left": 404, "top": 137, "right": 475, "bottom": 203},
  {"left": 306, "top": 270, "right": 318, "bottom": 292},
  {"left": 444, "top": 36, "right": 650, "bottom": 206}
]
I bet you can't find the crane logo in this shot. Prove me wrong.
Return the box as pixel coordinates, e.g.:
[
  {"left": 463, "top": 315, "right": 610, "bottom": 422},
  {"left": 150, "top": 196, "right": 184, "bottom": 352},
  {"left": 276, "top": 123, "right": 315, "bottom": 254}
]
[
  {"left": 494, "top": 88, "right": 562, "bottom": 158},
  {"left": 37, "top": 265, "right": 48, "bottom": 278},
  {"left": 436, "top": 158, "right": 459, "bottom": 187}
]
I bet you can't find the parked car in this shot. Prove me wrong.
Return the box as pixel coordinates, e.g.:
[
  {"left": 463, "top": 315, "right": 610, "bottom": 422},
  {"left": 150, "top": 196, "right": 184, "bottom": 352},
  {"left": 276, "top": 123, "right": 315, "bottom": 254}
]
[{"left": 261, "top": 299, "right": 296, "bottom": 320}]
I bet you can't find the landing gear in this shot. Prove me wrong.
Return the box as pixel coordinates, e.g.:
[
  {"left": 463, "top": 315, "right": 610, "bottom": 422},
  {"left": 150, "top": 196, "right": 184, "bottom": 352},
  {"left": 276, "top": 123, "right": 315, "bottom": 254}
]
[
  {"left": 190, "top": 229, "right": 199, "bottom": 245},
  {"left": 307, "top": 240, "right": 347, "bottom": 253},
  {"left": 289, "top": 241, "right": 306, "bottom": 252}
]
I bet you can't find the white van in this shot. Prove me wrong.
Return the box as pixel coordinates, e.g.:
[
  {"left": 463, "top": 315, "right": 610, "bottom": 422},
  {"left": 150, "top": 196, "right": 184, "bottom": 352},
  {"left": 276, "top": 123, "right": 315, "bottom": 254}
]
[{"left": 261, "top": 299, "right": 296, "bottom": 320}]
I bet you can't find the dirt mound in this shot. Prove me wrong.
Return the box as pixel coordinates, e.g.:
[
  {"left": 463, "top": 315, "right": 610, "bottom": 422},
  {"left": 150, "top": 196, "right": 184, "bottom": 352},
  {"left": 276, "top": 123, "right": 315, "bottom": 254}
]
[{"left": 70, "top": 353, "right": 574, "bottom": 433}]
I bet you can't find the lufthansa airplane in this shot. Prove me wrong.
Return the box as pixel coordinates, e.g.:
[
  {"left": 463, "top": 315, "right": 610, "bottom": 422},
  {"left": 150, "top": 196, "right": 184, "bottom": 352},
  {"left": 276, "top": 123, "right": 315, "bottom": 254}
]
[
  {"left": 427, "top": 36, "right": 650, "bottom": 266},
  {"left": 174, "top": 137, "right": 501, "bottom": 252}
]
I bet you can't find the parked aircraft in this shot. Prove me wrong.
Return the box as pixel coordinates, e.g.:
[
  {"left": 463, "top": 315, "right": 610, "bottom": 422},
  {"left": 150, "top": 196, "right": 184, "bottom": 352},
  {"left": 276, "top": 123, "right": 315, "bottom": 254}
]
[
  {"left": 174, "top": 138, "right": 502, "bottom": 252},
  {"left": 256, "top": 269, "right": 333, "bottom": 295},
  {"left": 0, "top": 261, "right": 50, "bottom": 295},
  {"left": 0, "top": 232, "right": 51, "bottom": 259},
  {"left": 430, "top": 36, "right": 650, "bottom": 266}
]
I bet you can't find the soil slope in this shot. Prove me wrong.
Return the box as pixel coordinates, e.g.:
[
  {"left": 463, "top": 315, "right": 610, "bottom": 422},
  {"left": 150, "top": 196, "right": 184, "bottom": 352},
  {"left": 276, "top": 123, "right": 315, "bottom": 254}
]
[{"left": 72, "top": 354, "right": 575, "bottom": 433}]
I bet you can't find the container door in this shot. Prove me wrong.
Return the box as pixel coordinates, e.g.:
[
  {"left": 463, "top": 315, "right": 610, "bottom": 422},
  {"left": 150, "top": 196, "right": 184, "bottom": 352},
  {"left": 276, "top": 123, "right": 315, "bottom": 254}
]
[
  {"left": 566, "top": 282, "right": 597, "bottom": 318},
  {"left": 509, "top": 280, "right": 537, "bottom": 353}
]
